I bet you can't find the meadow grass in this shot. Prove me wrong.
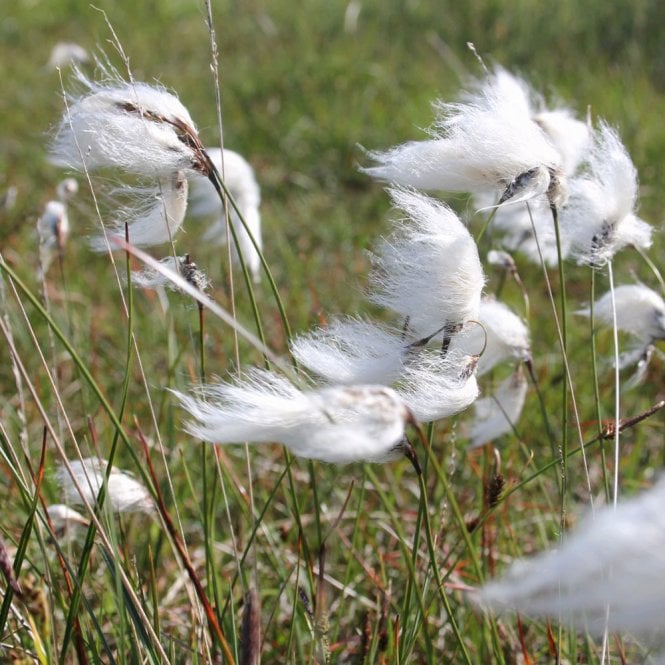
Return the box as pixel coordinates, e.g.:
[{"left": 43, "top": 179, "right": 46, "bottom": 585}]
[{"left": 0, "top": 1, "right": 664, "bottom": 662}]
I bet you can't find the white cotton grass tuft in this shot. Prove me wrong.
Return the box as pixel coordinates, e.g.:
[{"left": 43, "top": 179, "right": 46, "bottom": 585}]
[
  {"left": 396, "top": 351, "right": 479, "bottom": 423},
  {"left": 369, "top": 188, "right": 484, "bottom": 339},
  {"left": 56, "top": 458, "right": 154, "bottom": 515},
  {"left": 46, "top": 504, "right": 88, "bottom": 537},
  {"left": 468, "top": 366, "right": 528, "bottom": 447},
  {"left": 47, "top": 42, "right": 90, "bottom": 70},
  {"left": 475, "top": 476, "right": 665, "bottom": 640},
  {"left": 188, "top": 147, "right": 263, "bottom": 283},
  {"left": 37, "top": 201, "right": 70, "bottom": 275},
  {"left": 578, "top": 283, "right": 665, "bottom": 384},
  {"left": 362, "top": 67, "right": 566, "bottom": 207},
  {"left": 290, "top": 317, "right": 408, "bottom": 386},
  {"left": 452, "top": 299, "right": 531, "bottom": 375},
  {"left": 174, "top": 369, "right": 412, "bottom": 465},
  {"left": 131, "top": 255, "right": 210, "bottom": 294},
  {"left": 89, "top": 171, "right": 188, "bottom": 249},
  {"left": 560, "top": 123, "right": 652, "bottom": 266},
  {"left": 50, "top": 67, "right": 207, "bottom": 178}
]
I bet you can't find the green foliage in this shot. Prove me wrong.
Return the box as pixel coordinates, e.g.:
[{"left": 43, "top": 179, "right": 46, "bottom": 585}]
[{"left": 0, "top": 0, "right": 664, "bottom": 663}]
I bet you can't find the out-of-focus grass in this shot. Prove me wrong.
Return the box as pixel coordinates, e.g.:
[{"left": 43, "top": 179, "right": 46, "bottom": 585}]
[{"left": 0, "top": 0, "right": 664, "bottom": 662}]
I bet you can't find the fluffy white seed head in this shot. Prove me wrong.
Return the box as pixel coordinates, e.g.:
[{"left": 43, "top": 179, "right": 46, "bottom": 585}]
[
  {"left": 560, "top": 123, "right": 651, "bottom": 266},
  {"left": 363, "top": 68, "right": 564, "bottom": 206},
  {"left": 397, "top": 350, "right": 479, "bottom": 423},
  {"left": 579, "top": 284, "right": 665, "bottom": 341},
  {"left": 452, "top": 299, "right": 531, "bottom": 375},
  {"left": 46, "top": 504, "right": 88, "bottom": 536},
  {"left": 290, "top": 318, "right": 408, "bottom": 386},
  {"left": 533, "top": 109, "right": 591, "bottom": 176},
  {"left": 47, "top": 42, "right": 89, "bottom": 70},
  {"left": 56, "top": 177, "right": 79, "bottom": 202},
  {"left": 175, "top": 369, "right": 412, "bottom": 464},
  {"left": 476, "top": 476, "right": 665, "bottom": 637},
  {"left": 50, "top": 70, "right": 205, "bottom": 178},
  {"left": 468, "top": 366, "right": 528, "bottom": 447},
  {"left": 188, "top": 147, "right": 263, "bottom": 283},
  {"left": 56, "top": 458, "right": 154, "bottom": 515},
  {"left": 37, "top": 200, "right": 69, "bottom": 274},
  {"left": 131, "top": 255, "right": 210, "bottom": 294},
  {"left": 369, "top": 188, "right": 484, "bottom": 338},
  {"left": 89, "top": 171, "right": 188, "bottom": 250}
]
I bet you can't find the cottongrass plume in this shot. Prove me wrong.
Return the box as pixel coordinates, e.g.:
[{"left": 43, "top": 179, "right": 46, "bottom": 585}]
[
  {"left": 56, "top": 458, "right": 154, "bottom": 514},
  {"left": 468, "top": 366, "right": 528, "bottom": 447},
  {"left": 50, "top": 65, "right": 216, "bottom": 249},
  {"left": 50, "top": 66, "right": 207, "bottom": 177},
  {"left": 363, "top": 66, "right": 567, "bottom": 207},
  {"left": 475, "top": 476, "right": 665, "bottom": 641},
  {"left": 89, "top": 171, "right": 189, "bottom": 249},
  {"left": 396, "top": 351, "right": 479, "bottom": 423},
  {"left": 174, "top": 369, "right": 413, "bottom": 464},
  {"left": 561, "top": 123, "right": 652, "bottom": 267},
  {"left": 452, "top": 298, "right": 531, "bottom": 376},
  {"left": 37, "top": 201, "right": 69, "bottom": 274},
  {"left": 369, "top": 188, "right": 484, "bottom": 339},
  {"left": 578, "top": 283, "right": 665, "bottom": 383},
  {"left": 132, "top": 254, "right": 210, "bottom": 293},
  {"left": 188, "top": 147, "right": 263, "bottom": 283},
  {"left": 46, "top": 504, "right": 89, "bottom": 537},
  {"left": 290, "top": 317, "right": 409, "bottom": 386}
]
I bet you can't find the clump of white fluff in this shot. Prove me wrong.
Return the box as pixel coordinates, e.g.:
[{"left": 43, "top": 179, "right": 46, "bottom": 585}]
[
  {"left": 131, "top": 255, "right": 210, "bottom": 294},
  {"left": 452, "top": 299, "right": 531, "bottom": 375},
  {"left": 476, "top": 476, "right": 665, "bottom": 640},
  {"left": 89, "top": 171, "right": 188, "bottom": 250},
  {"left": 396, "top": 351, "right": 479, "bottom": 424},
  {"left": 560, "top": 123, "right": 652, "bottom": 266},
  {"left": 369, "top": 188, "right": 484, "bottom": 339},
  {"left": 50, "top": 68, "right": 205, "bottom": 177},
  {"left": 174, "top": 369, "right": 412, "bottom": 465},
  {"left": 290, "top": 317, "right": 409, "bottom": 386},
  {"left": 188, "top": 147, "right": 263, "bottom": 283},
  {"left": 468, "top": 367, "right": 528, "bottom": 447},
  {"left": 56, "top": 458, "right": 154, "bottom": 514},
  {"left": 363, "top": 67, "right": 566, "bottom": 207}
]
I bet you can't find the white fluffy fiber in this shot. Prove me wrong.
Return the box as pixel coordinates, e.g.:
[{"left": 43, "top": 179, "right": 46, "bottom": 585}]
[
  {"left": 579, "top": 283, "right": 665, "bottom": 341},
  {"left": 174, "top": 369, "right": 411, "bottom": 464},
  {"left": 369, "top": 188, "right": 484, "bottom": 338},
  {"left": 290, "top": 317, "right": 408, "bottom": 386},
  {"left": 560, "top": 123, "right": 652, "bottom": 266},
  {"left": 188, "top": 147, "right": 263, "bottom": 283},
  {"left": 50, "top": 69, "right": 202, "bottom": 177},
  {"left": 56, "top": 458, "right": 154, "bottom": 514},
  {"left": 468, "top": 367, "right": 528, "bottom": 447},
  {"left": 453, "top": 299, "right": 531, "bottom": 375},
  {"left": 363, "top": 67, "right": 564, "bottom": 205},
  {"left": 396, "top": 351, "right": 479, "bottom": 423},
  {"left": 476, "top": 476, "right": 665, "bottom": 636},
  {"left": 90, "top": 171, "right": 189, "bottom": 250}
]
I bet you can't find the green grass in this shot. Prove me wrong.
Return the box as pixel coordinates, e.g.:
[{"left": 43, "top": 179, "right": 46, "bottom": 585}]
[{"left": 1, "top": 0, "right": 664, "bottom": 662}]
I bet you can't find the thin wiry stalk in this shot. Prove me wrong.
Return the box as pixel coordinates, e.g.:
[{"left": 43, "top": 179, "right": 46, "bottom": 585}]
[
  {"left": 528, "top": 204, "right": 593, "bottom": 510},
  {"left": 607, "top": 261, "right": 621, "bottom": 509},
  {"left": 363, "top": 466, "right": 435, "bottom": 660},
  {"left": 589, "top": 269, "right": 611, "bottom": 502},
  {"left": 60, "top": 226, "right": 136, "bottom": 663},
  {"left": 0, "top": 292, "right": 169, "bottom": 662}
]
